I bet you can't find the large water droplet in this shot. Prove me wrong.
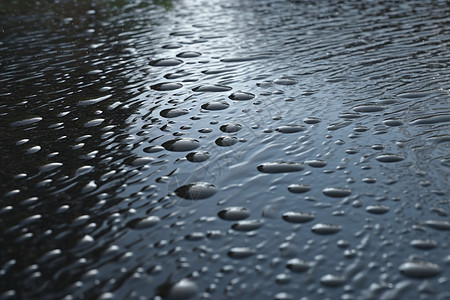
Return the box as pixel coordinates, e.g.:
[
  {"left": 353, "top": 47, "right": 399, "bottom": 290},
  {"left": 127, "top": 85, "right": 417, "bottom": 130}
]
[
  {"left": 282, "top": 212, "right": 314, "bottom": 223},
  {"left": 168, "top": 278, "right": 198, "bottom": 299},
  {"left": 424, "top": 220, "right": 450, "bottom": 230},
  {"left": 228, "top": 91, "right": 255, "bottom": 101},
  {"left": 286, "top": 258, "right": 310, "bottom": 272},
  {"left": 305, "top": 159, "right": 327, "bottom": 168},
  {"left": 231, "top": 219, "right": 263, "bottom": 231},
  {"left": 410, "top": 239, "right": 437, "bottom": 250},
  {"left": 10, "top": 116, "right": 42, "bottom": 127},
  {"left": 257, "top": 162, "right": 304, "bottom": 173},
  {"left": 376, "top": 153, "right": 405, "bottom": 163},
  {"left": 353, "top": 103, "right": 385, "bottom": 112},
  {"left": 174, "top": 182, "right": 217, "bottom": 200},
  {"left": 399, "top": 261, "right": 441, "bottom": 278},
  {"left": 127, "top": 216, "right": 160, "bottom": 229},
  {"left": 365, "top": 205, "right": 390, "bottom": 214},
  {"left": 150, "top": 58, "right": 183, "bottom": 66},
  {"left": 160, "top": 108, "right": 189, "bottom": 118},
  {"left": 320, "top": 274, "right": 346, "bottom": 286},
  {"left": 311, "top": 223, "right": 342, "bottom": 235},
  {"left": 220, "top": 123, "right": 242, "bottom": 133},
  {"left": 322, "top": 187, "right": 351, "bottom": 198},
  {"left": 215, "top": 136, "right": 238, "bottom": 147},
  {"left": 151, "top": 82, "right": 183, "bottom": 91},
  {"left": 176, "top": 51, "right": 202, "bottom": 58},
  {"left": 186, "top": 151, "right": 210, "bottom": 162},
  {"left": 218, "top": 207, "right": 250, "bottom": 221},
  {"left": 274, "top": 77, "right": 298, "bottom": 85},
  {"left": 193, "top": 84, "right": 232, "bottom": 92},
  {"left": 201, "top": 101, "right": 229, "bottom": 110},
  {"left": 162, "top": 138, "right": 200, "bottom": 152},
  {"left": 227, "top": 247, "right": 255, "bottom": 259},
  {"left": 276, "top": 125, "right": 306, "bottom": 133},
  {"left": 287, "top": 184, "right": 311, "bottom": 194}
]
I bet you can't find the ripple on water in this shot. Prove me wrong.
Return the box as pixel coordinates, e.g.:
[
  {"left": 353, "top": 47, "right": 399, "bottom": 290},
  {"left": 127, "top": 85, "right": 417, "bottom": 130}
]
[
  {"left": 160, "top": 108, "right": 189, "bottom": 118},
  {"left": 215, "top": 136, "right": 238, "bottom": 146},
  {"left": 201, "top": 101, "right": 230, "bottom": 110},
  {"left": 220, "top": 123, "right": 242, "bottom": 133},
  {"left": 287, "top": 184, "right": 311, "bottom": 193},
  {"left": 10, "top": 116, "right": 42, "bottom": 127},
  {"left": 282, "top": 212, "right": 315, "bottom": 223},
  {"left": 227, "top": 247, "right": 255, "bottom": 259},
  {"left": 228, "top": 91, "right": 255, "bottom": 101},
  {"left": 149, "top": 58, "right": 183, "bottom": 66},
  {"left": 162, "top": 138, "right": 200, "bottom": 152},
  {"left": 399, "top": 261, "right": 441, "bottom": 278},
  {"left": 186, "top": 151, "right": 210, "bottom": 162},
  {"left": 151, "top": 82, "right": 183, "bottom": 91},
  {"left": 311, "top": 223, "right": 342, "bottom": 235},
  {"left": 275, "top": 125, "right": 306, "bottom": 133},
  {"left": 193, "top": 84, "right": 232, "bottom": 92},
  {"left": 375, "top": 153, "right": 405, "bottom": 163},
  {"left": 127, "top": 216, "right": 160, "bottom": 229},
  {"left": 322, "top": 187, "right": 351, "bottom": 198},
  {"left": 257, "top": 162, "right": 304, "bottom": 173},
  {"left": 174, "top": 182, "right": 217, "bottom": 200},
  {"left": 218, "top": 207, "right": 250, "bottom": 221}
]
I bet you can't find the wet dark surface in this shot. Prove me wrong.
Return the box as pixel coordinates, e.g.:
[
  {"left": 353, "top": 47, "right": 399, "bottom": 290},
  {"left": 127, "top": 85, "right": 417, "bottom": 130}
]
[{"left": 1, "top": 0, "right": 450, "bottom": 299}]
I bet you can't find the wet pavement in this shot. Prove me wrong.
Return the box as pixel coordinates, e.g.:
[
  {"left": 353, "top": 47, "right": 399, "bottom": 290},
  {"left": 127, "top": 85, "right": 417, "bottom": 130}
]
[{"left": 1, "top": 0, "right": 450, "bottom": 299}]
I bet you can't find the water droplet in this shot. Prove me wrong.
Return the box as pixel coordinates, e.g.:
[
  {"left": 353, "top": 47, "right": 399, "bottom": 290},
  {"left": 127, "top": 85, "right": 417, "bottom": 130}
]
[
  {"left": 305, "top": 159, "right": 327, "bottom": 168},
  {"left": 410, "top": 114, "right": 450, "bottom": 125},
  {"left": 162, "top": 138, "right": 200, "bottom": 152},
  {"left": 151, "top": 82, "right": 183, "bottom": 91},
  {"left": 201, "top": 101, "right": 230, "bottom": 110},
  {"left": 231, "top": 219, "right": 263, "bottom": 231},
  {"left": 353, "top": 103, "right": 385, "bottom": 112},
  {"left": 286, "top": 258, "right": 310, "bottom": 272},
  {"left": 168, "top": 278, "right": 198, "bottom": 299},
  {"left": 282, "top": 212, "right": 314, "bottom": 223},
  {"left": 160, "top": 108, "right": 189, "bottom": 118},
  {"left": 83, "top": 118, "right": 104, "bottom": 128},
  {"left": 39, "top": 162, "right": 63, "bottom": 173},
  {"left": 410, "top": 239, "right": 437, "bottom": 250},
  {"left": 227, "top": 247, "right": 255, "bottom": 259},
  {"left": 220, "top": 123, "right": 242, "bottom": 133},
  {"left": 365, "top": 205, "right": 390, "bottom": 214},
  {"left": 228, "top": 91, "right": 255, "bottom": 101},
  {"left": 174, "top": 182, "right": 217, "bottom": 200},
  {"left": 143, "top": 145, "right": 165, "bottom": 153},
  {"left": 149, "top": 58, "right": 183, "bottom": 66},
  {"left": 320, "top": 274, "right": 346, "bottom": 286},
  {"left": 399, "top": 261, "right": 441, "bottom": 278},
  {"left": 176, "top": 51, "right": 202, "bottom": 58},
  {"left": 127, "top": 216, "right": 160, "bottom": 229},
  {"left": 424, "top": 220, "right": 450, "bottom": 230},
  {"left": 322, "top": 187, "right": 351, "bottom": 198},
  {"left": 383, "top": 119, "right": 404, "bottom": 126},
  {"left": 311, "top": 223, "right": 342, "bottom": 235},
  {"left": 10, "top": 116, "right": 42, "bottom": 127},
  {"left": 276, "top": 125, "right": 306, "bottom": 133},
  {"left": 193, "top": 84, "right": 232, "bottom": 92},
  {"left": 303, "top": 117, "right": 321, "bottom": 124},
  {"left": 218, "top": 207, "right": 250, "bottom": 221},
  {"left": 257, "top": 162, "right": 304, "bottom": 173},
  {"left": 376, "top": 153, "right": 405, "bottom": 163},
  {"left": 215, "top": 136, "right": 238, "bottom": 147},
  {"left": 287, "top": 184, "right": 311, "bottom": 194},
  {"left": 186, "top": 151, "right": 210, "bottom": 162},
  {"left": 274, "top": 77, "right": 298, "bottom": 85},
  {"left": 131, "top": 157, "right": 153, "bottom": 166}
]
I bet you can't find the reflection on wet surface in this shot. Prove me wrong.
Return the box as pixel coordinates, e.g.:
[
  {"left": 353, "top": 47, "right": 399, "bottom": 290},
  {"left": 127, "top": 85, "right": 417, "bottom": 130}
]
[{"left": 1, "top": 0, "right": 450, "bottom": 299}]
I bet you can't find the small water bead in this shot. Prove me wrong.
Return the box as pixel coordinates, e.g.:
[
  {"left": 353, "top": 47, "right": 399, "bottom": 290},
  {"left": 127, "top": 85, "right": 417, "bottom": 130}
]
[
  {"left": 220, "top": 123, "right": 242, "bottom": 133},
  {"left": 215, "top": 136, "right": 238, "bottom": 146},
  {"left": 198, "top": 128, "right": 212, "bottom": 133},
  {"left": 193, "top": 84, "right": 232, "bottom": 92},
  {"left": 83, "top": 118, "right": 104, "bottom": 128},
  {"left": 174, "top": 182, "right": 217, "bottom": 200},
  {"left": 231, "top": 219, "right": 263, "bottom": 231},
  {"left": 305, "top": 159, "right": 327, "bottom": 168},
  {"left": 282, "top": 212, "right": 314, "bottom": 223},
  {"left": 303, "top": 117, "right": 321, "bottom": 124},
  {"left": 399, "top": 261, "right": 441, "bottom": 278},
  {"left": 322, "top": 187, "right": 351, "bottom": 198},
  {"left": 372, "top": 144, "right": 384, "bottom": 150},
  {"left": 185, "top": 232, "right": 205, "bottom": 241},
  {"left": 273, "top": 77, "right": 298, "bottom": 85},
  {"left": 362, "top": 177, "right": 377, "bottom": 184},
  {"left": 143, "top": 146, "right": 165, "bottom": 153},
  {"left": 227, "top": 247, "right": 256, "bottom": 259},
  {"left": 162, "top": 138, "right": 200, "bottom": 152},
  {"left": 287, "top": 184, "right": 311, "bottom": 194},
  {"left": 383, "top": 119, "right": 404, "bottom": 126},
  {"left": 201, "top": 101, "right": 230, "bottom": 110},
  {"left": 218, "top": 207, "right": 250, "bottom": 221},
  {"left": 275, "top": 125, "right": 306, "bottom": 133},
  {"left": 10, "top": 116, "right": 42, "bottom": 127},
  {"left": 149, "top": 58, "right": 183, "bottom": 66},
  {"left": 160, "top": 108, "right": 189, "bottom": 118},
  {"left": 311, "top": 223, "right": 342, "bottom": 235},
  {"left": 186, "top": 151, "right": 210, "bottom": 162},
  {"left": 228, "top": 91, "right": 255, "bottom": 101},
  {"left": 423, "top": 220, "right": 450, "bottom": 230},
  {"left": 127, "top": 216, "right": 160, "bottom": 229},
  {"left": 410, "top": 239, "right": 438, "bottom": 250},
  {"left": 365, "top": 205, "right": 389, "bottom": 214},
  {"left": 151, "top": 82, "right": 183, "bottom": 91},
  {"left": 176, "top": 51, "right": 202, "bottom": 58},
  {"left": 274, "top": 292, "right": 293, "bottom": 300},
  {"left": 375, "top": 153, "right": 405, "bottom": 163},
  {"left": 257, "top": 162, "right": 304, "bottom": 173},
  {"left": 352, "top": 103, "right": 385, "bottom": 113},
  {"left": 320, "top": 274, "right": 346, "bottom": 287},
  {"left": 285, "top": 258, "right": 310, "bottom": 272}
]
